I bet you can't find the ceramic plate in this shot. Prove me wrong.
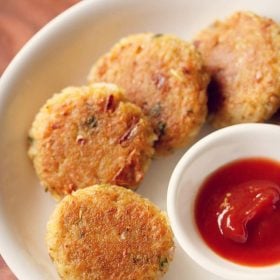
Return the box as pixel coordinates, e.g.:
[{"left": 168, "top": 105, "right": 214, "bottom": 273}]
[{"left": 0, "top": 0, "right": 278, "bottom": 279}]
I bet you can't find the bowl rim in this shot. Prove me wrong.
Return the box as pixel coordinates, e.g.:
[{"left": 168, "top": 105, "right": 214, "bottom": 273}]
[{"left": 167, "top": 123, "right": 280, "bottom": 280}]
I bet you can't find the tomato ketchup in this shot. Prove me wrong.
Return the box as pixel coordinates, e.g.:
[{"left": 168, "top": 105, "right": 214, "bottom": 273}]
[{"left": 195, "top": 158, "right": 280, "bottom": 266}]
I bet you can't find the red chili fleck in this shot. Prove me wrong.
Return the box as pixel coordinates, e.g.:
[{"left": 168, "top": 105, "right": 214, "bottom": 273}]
[
  {"left": 193, "top": 40, "right": 201, "bottom": 48},
  {"left": 182, "top": 67, "right": 191, "bottom": 75},
  {"left": 112, "top": 150, "right": 142, "bottom": 186},
  {"left": 67, "top": 183, "right": 77, "bottom": 193},
  {"left": 105, "top": 94, "right": 115, "bottom": 112},
  {"left": 51, "top": 123, "right": 62, "bottom": 129},
  {"left": 76, "top": 135, "right": 87, "bottom": 145},
  {"left": 119, "top": 117, "right": 140, "bottom": 146}
]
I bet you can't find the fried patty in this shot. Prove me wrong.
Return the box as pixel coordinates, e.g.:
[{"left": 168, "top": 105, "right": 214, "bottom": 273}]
[
  {"left": 28, "top": 83, "right": 156, "bottom": 199},
  {"left": 194, "top": 11, "right": 280, "bottom": 127},
  {"left": 46, "top": 185, "right": 174, "bottom": 280},
  {"left": 88, "top": 33, "right": 209, "bottom": 154}
]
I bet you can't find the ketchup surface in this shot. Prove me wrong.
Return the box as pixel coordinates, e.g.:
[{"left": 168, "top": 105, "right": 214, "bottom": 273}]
[{"left": 195, "top": 158, "right": 280, "bottom": 266}]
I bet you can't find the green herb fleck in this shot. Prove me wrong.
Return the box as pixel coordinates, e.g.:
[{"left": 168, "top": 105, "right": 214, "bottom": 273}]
[
  {"left": 27, "top": 135, "right": 34, "bottom": 144},
  {"left": 85, "top": 116, "right": 97, "bottom": 129},
  {"left": 44, "top": 187, "right": 48, "bottom": 193},
  {"left": 149, "top": 103, "right": 162, "bottom": 117},
  {"left": 132, "top": 255, "right": 142, "bottom": 264},
  {"left": 153, "top": 33, "right": 163, "bottom": 38},
  {"left": 156, "top": 121, "right": 166, "bottom": 137},
  {"left": 159, "top": 257, "right": 168, "bottom": 271}
]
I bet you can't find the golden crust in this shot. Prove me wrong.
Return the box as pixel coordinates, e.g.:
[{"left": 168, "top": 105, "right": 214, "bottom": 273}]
[
  {"left": 88, "top": 33, "right": 209, "bottom": 154},
  {"left": 46, "top": 185, "right": 174, "bottom": 280},
  {"left": 28, "top": 83, "right": 156, "bottom": 199},
  {"left": 194, "top": 11, "right": 280, "bottom": 128}
]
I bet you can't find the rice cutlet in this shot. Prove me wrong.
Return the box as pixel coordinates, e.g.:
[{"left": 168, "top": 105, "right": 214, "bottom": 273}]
[
  {"left": 46, "top": 184, "right": 175, "bottom": 280},
  {"left": 88, "top": 33, "right": 209, "bottom": 154},
  {"left": 28, "top": 83, "right": 156, "bottom": 199},
  {"left": 194, "top": 11, "right": 280, "bottom": 128}
]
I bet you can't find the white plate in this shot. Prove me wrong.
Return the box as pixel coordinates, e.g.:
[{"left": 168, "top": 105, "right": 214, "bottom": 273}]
[{"left": 0, "top": 0, "right": 279, "bottom": 279}]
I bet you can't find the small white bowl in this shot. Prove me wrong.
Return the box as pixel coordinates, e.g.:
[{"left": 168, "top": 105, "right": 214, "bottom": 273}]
[{"left": 167, "top": 123, "right": 280, "bottom": 280}]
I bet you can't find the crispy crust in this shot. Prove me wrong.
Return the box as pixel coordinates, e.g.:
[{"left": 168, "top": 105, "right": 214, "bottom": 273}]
[
  {"left": 194, "top": 11, "right": 280, "bottom": 128},
  {"left": 46, "top": 185, "right": 175, "bottom": 280},
  {"left": 88, "top": 33, "right": 209, "bottom": 154},
  {"left": 28, "top": 83, "right": 156, "bottom": 199}
]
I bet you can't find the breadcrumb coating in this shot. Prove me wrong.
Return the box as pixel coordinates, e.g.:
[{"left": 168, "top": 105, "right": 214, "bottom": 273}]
[
  {"left": 88, "top": 33, "right": 209, "bottom": 154},
  {"left": 28, "top": 83, "right": 156, "bottom": 199},
  {"left": 46, "top": 185, "right": 174, "bottom": 280},
  {"left": 194, "top": 11, "right": 280, "bottom": 127}
]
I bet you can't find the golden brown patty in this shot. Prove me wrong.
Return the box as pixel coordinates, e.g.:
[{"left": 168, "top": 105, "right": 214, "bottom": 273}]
[
  {"left": 28, "top": 83, "right": 156, "bottom": 199},
  {"left": 88, "top": 33, "right": 209, "bottom": 154},
  {"left": 194, "top": 11, "right": 280, "bottom": 128},
  {"left": 46, "top": 185, "right": 174, "bottom": 280}
]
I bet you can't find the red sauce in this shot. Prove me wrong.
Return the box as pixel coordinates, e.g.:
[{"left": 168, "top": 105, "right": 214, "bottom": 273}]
[{"left": 195, "top": 158, "right": 280, "bottom": 266}]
